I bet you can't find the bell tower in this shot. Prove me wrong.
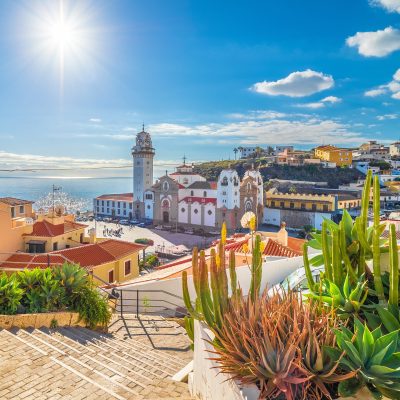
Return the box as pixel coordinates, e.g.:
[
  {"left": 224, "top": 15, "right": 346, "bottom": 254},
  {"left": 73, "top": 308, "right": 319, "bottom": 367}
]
[{"left": 131, "top": 125, "right": 155, "bottom": 204}]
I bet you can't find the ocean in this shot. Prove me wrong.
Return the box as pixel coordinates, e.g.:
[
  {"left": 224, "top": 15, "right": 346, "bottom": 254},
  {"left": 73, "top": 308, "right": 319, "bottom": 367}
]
[{"left": 0, "top": 176, "right": 132, "bottom": 212}]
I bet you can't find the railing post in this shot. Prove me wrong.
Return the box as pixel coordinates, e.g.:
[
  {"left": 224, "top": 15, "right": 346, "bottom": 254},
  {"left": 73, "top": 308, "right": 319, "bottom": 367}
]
[
  {"left": 120, "top": 290, "right": 123, "bottom": 318},
  {"left": 136, "top": 290, "right": 139, "bottom": 318}
]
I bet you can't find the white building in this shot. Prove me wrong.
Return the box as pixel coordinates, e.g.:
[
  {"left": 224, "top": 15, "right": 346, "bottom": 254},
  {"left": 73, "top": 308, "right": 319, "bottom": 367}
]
[
  {"left": 216, "top": 169, "right": 240, "bottom": 209},
  {"left": 390, "top": 142, "right": 400, "bottom": 157},
  {"left": 94, "top": 194, "right": 133, "bottom": 219},
  {"left": 239, "top": 147, "right": 257, "bottom": 158}
]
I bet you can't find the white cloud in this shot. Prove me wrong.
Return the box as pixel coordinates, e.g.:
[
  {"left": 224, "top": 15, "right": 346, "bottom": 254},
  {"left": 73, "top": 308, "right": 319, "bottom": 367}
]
[
  {"left": 365, "top": 68, "right": 400, "bottom": 99},
  {"left": 365, "top": 87, "right": 387, "bottom": 97},
  {"left": 149, "top": 117, "right": 368, "bottom": 146},
  {"left": 227, "top": 110, "right": 287, "bottom": 120},
  {"left": 371, "top": 0, "right": 400, "bottom": 13},
  {"left": 89, "top": 118, "right": 102, "bottom": 123},
  {"left": 294, "top": 95, "right": 341, "bottom": 109},
  {"left": 377, "top": 113, "right": 398, "bottom": 120},
  {"left": 321, "top": 96, "right": 342, "bottom": 103},
  {"left": 251, "top": 69, "right": 334, "bottom": 97},
  {"left": 294, "top": 102, "right": 325, "bottom": 109},
  {"left": 346, "top": 27, "right": 400, "bottom": 57}
]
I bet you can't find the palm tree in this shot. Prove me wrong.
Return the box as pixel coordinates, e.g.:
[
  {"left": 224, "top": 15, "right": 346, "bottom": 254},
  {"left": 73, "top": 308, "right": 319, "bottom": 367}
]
[{"left": 233, "top": 148, "right": 238, "bottom": 160}]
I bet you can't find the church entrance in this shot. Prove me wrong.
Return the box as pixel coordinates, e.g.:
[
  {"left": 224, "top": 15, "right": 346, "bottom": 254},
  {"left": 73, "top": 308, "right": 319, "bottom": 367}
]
[{"left": 163, "top": 211, "right": 169, "bottom": 223}]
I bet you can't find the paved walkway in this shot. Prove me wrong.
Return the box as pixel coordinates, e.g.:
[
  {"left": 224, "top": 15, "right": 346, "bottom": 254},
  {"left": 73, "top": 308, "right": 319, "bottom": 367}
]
[{"left": 0, "top": 315, "right": 194, "bottom": 399}]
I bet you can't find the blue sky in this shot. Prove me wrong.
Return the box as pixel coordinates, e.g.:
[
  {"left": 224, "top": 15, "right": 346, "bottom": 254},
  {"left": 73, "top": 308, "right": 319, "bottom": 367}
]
[{"left": 0, "top": 0, "right": 400, "bottom": 178}]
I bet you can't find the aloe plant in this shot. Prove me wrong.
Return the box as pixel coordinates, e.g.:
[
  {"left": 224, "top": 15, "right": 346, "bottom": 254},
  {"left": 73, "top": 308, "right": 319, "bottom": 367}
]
[{"left": 329, "top": 318, "right": 400, "bottom": 399}]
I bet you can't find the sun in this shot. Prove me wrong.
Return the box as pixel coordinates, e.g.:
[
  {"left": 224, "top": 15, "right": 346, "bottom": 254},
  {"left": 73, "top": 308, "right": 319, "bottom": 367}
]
[{"left": 24, "top": 0, "right": 95, "bottom": 95}]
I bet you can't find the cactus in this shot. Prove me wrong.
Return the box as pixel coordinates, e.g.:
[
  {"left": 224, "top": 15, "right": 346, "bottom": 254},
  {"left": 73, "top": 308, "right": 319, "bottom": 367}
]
[
  {"left": 389, "top": 224, "right": 399, "bottom": 308},
  {"left": 372, "top": 175, "right": 385, "bottom": 302},
  {"left": 182, "top": 221, "right": 263, "bottom": 336},
  {"left": 321, "top": 220, "right": 333, "bottom": 281}
]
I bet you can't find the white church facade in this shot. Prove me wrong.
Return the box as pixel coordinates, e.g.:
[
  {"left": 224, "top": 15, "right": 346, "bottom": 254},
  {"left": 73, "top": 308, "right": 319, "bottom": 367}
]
[{"left": 94, "top": 127, "right": 264, "bottom": 231}]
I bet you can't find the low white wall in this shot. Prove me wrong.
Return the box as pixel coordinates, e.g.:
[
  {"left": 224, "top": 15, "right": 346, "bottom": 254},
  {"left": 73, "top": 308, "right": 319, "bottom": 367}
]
[
  {"left": 189, "top": 320, "right": 260, "bottom": 400},
  {"left": 113, "top": 255, "right": 304, "bottom": 314}
]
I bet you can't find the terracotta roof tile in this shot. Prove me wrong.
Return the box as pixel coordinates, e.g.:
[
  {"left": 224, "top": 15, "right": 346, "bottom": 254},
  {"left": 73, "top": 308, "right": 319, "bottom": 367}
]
[
  {"left": 0, "top": 239, "right": 147, "bottom": 271},
  {"left": 0, "top": 197, "right": 33, "bottom": 206},
  {"left": 96, "top": 193, "right": 133, "bottom": 201},
  {"left": 24, "top": 220, "right": 87, "bottom": 237}
]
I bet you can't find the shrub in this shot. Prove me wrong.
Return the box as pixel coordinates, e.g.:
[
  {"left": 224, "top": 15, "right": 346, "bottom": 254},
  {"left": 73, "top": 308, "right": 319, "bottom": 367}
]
[
  {"left": 73, "top": 284, "right": 111, "bottom": 329},
  {"left": 17, "top": 268, "right": 62, "bottom": 313},
  {"left": 134, "top": 238, "right": 154, "bottom": 246},
  {"left": 0, "top": 274, "right": 23, "bottom": 315}
]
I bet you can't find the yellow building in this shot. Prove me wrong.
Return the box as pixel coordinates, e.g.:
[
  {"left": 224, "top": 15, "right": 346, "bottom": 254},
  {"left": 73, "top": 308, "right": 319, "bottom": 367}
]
[
  {"left": 22, "top": 213, "right": 87, "bottom": 253},
  {"left": 265, "top": 190, "right": 336, "bottom": 213},
  {"left": 314, "top": 145, "right": 352, "bottom": 167},
  {"left": 0, "top": 197, "right": 35, "bottom": 261},
  {"left": 0, "top": 238, "right": 147, "bottom": 284}
]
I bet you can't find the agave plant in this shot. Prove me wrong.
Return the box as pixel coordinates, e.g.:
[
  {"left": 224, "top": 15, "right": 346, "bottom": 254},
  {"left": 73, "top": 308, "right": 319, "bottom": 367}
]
[
  {"left": 329, "top": 318, "right": 400, "bottom": 399},
  {"left": 306, "top": 273, "right": 369, "bottom": 319}
]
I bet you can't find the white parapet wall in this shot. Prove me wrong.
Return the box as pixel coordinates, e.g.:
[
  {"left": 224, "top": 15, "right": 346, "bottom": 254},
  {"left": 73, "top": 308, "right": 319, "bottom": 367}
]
[
  {"left": 112, "top": 255, "right": 304, "bottom": 315},
  {"left": 189, "top": 320, "right": 260, "bottom": 400}
]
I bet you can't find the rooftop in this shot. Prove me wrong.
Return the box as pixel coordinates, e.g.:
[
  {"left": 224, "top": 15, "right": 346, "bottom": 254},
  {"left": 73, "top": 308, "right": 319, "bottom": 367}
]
[
  {"left": 23, "top": 219, "right": 87, "bottom": 238},
  {"left": 96, "top": 193, "right": 133, "bottom": 201},
  {"left": 0, "top": 197, "right": 33, "bottom": 206},
  {"left": 0, "top": 239, "right": 147, "bottom": 271}
]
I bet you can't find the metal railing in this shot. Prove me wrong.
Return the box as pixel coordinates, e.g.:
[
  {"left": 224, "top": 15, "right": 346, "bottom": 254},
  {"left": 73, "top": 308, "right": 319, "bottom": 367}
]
[{"left": 112, "top": 288, "right": 187, "bottom": 318}]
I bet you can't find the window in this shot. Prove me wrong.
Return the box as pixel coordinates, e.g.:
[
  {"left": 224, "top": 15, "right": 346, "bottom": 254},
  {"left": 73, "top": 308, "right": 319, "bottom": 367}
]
[
  {"left": 123, "top": 203, "right": 126, "bottom": 208},
  {"left": 194, "top": 209, "right": 198, "bottom": 214},
  {"left": 10, "top": 207, "right": 15, "bottom": 218},
  {"left": 323, "top": 204, "right": 329, "bottom": 212},
  {"left": 301, "top": 203, "right": 305, "bottom": 210},
  {"left": 97, "top": 200, "right": 99, "bottom": 205},
  {"left": 190, "top": 190, "right": 194, "bottom": 196},
  {"left": 181, "top": 207, "right": 185, "bottom": 212},
  {"left": 107, "top": 201, "right": 110, "bottom": 206},
  {"left": 129, "top": 203, "right": 132, "bottom": 209},
  {"left": 19, "top": 205, "right": 24, "bottom": 214},
  {"left": 112, "top": 201, "right": 115, "bottom": 207},
  {"left": 28, "top": 242, "right": 45, "bottom": 253},
  {"left": 271, "top": 201, "right": 275, "bottom": 207},
  {"left": 163, "top": 181, "right": 169, "bottom": 191},
  {"left": 280, "top": 202, "right": 284, "bottom": 208},
  {"left": 123, "top": 210, "right": 126, "bottom": 215},
  {"left": 118, "top": 209, "right": 121, "bottom": 214},
  {"left": 118, "top": 202, "right": 121, "bottom": 207},
  {"left": 147, "top": 205, "right": 151, "bottom": 209},
  {"left": 290, "top": 202, "right": 294, "bottom": 209},
  {"left": 102, "top": 201, "right": 104, "bottom": 206},
  {"left": 162, "top": 199, "right": 170, "bottom": 208},
  {"left": 107, "top": 208, "right": 110, "bottom": 213},
  {"left": 145, "top": 194, "right": 153, "bottom": 200},
  {"left": 208, "top": 210, "right": 212, "bottom": 215},
  {"left": 80, "top": 233, "right": 84, "bottom": 243},
  {"left": 108, "top": 269, "right": 114, "bottom": 283},
  {"left": 124, "top": 260, "right": 131, "bottom": 276},
  {"left": 312, "top": 204, "right": 317, "bottom": 211},
  {"left": 203, "top": 191, "right": 207, "bottom": 197},
  {"left": 53, "top": 242, "right": 58, "bottom": 251},
  {"left": 221, "top": 177, "right": 228, "bottom": 186}
]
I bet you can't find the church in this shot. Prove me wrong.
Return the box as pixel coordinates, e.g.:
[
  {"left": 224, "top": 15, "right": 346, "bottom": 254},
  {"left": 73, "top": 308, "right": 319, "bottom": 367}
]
[{"left": 94, "top": 126, "right": 264, "bottom": 231}]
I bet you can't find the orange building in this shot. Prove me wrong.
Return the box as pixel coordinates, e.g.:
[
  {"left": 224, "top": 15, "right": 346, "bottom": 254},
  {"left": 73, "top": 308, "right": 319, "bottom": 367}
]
[{"left": 314, "top": 145, "right": 352, "bottom": 167}]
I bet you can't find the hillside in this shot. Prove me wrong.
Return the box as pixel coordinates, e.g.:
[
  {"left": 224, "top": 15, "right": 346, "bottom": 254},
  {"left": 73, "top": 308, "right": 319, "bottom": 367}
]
[{"left": 193, "top": 160, "right": 364, "bottom": 189}]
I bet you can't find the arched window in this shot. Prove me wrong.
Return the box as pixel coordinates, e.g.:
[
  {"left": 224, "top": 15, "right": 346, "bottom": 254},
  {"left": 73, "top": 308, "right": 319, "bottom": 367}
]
[
  {"left": 190, "top": 190, "right": 194, "bottom": 196},
  {"left": 247, "top": 182, "right": 252, "bottom": 192},
  {"left": 194, "top": 209, "right": 198, "bottom": 214},
  {"left": 245, "top": 201, "right": 252, "bottom": 212},
  {"left": 221, "top": 176, "right": 228, "bottom": 186},
  {"left": 163, "top": 181, "right": 169, "bottom": 192},
  {"left": 203, "top": 191, "right": 207, "bottom": 197},
  {"left": 233, "top": 177, "right": 239, "bottom": 186}
]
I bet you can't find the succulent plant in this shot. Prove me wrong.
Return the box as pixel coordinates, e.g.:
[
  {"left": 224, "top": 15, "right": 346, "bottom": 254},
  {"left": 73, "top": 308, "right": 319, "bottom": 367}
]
[{"left": 329, "top": 318, "right": 400, "bottom": 399}]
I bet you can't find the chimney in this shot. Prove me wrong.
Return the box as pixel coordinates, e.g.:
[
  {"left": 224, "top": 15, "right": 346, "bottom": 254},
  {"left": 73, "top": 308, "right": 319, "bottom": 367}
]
[{"left": 276, "top": 222, "right": 288, "bottom": 247}]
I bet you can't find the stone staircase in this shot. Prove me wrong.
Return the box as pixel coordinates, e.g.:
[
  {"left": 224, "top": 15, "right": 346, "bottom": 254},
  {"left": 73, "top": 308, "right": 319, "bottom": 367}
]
[{"left": 0, "top": 321, "right": 194, "bottom": 399}]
